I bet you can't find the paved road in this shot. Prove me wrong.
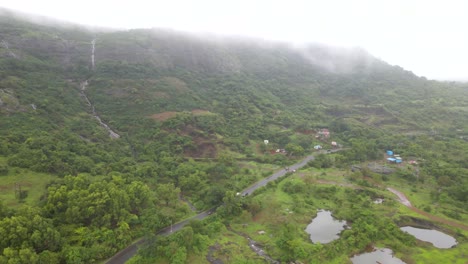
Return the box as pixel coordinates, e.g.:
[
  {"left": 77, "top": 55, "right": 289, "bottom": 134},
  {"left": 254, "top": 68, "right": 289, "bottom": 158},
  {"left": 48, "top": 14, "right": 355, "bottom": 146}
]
[
  {"left": 240, "top": 149, "right": 342, "bottom": 196},
  {"left": 105, "top": 149, "right": 341, "bottom": 264},
  {"left": 105, "top": 209, "right": 215, "bottom": 264}
]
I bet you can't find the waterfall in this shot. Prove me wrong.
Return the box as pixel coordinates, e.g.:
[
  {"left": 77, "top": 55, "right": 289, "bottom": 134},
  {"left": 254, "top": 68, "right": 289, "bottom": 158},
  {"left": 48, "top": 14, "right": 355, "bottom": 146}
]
[
  {"left": 1, "top": 40, "right": 17, "bottom": 58},
  {"left": 91, "top": 39, "right": 96, "bottom": 70},
  {"left": 80, "top": 80, "right": 120, "bottom": 139}
]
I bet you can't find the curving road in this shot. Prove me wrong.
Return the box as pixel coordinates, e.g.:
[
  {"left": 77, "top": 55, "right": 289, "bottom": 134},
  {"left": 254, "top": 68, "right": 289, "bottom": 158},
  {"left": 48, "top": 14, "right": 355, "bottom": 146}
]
[{"left": 105, "top": 149, "right": 341, "bottom": 264}]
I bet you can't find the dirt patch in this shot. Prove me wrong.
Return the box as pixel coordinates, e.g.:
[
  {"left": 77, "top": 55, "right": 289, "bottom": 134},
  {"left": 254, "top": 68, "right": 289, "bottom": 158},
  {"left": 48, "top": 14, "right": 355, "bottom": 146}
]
[
  {"left": 150, "top": 111, "right": 179, "bottom": 121},
  {"left": 252, "top": 210, "right": 266, "bottom": 223},
  {"left": 162, "top": 76, "right": 189, "bottom": 93},
  {"left": 150, "top": 109, "right": 211, "bottom": 122},
  {"left": 185, "top": 141, "right": 217, "bottom": 159}
]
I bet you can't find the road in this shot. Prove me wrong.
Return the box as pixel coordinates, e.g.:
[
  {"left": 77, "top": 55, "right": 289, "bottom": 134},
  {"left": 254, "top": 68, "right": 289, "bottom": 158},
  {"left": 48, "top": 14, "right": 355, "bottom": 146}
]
[
  {"left": 105, "top": 209, "right": 214, "bottom": 264},
  {"left": 387, "top": 187, "right": 412, "bottom": 207},
  {"left": 240, "top": 149, "right": 342, "bottom": 196},
  {"left": 105, "top": 149, "right": 340, "bottom": 264}
]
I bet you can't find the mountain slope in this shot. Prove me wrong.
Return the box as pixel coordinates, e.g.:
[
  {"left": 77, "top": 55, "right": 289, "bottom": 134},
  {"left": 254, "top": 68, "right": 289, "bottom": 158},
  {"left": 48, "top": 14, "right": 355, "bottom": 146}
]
[{"left": 0, "top": 9, "right": 467, "bottom": 263}]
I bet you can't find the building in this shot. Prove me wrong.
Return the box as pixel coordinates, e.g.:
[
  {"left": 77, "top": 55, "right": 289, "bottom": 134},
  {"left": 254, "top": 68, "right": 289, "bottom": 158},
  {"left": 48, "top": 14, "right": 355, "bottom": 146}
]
[{"left": 317, "top": 129, "right": 330, "bottom": 138}]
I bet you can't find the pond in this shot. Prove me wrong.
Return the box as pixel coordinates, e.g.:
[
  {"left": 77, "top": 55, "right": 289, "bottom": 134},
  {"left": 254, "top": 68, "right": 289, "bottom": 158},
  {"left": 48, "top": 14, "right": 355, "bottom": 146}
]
[
  {"left": 400, "top": 226, "right": 457, "bottom": 248},
  {"left": 350, "top": 248, "right": 406, "bottom": 264},
  {"left": 305, "top": 210, "right": 347, "bottom": 244}
]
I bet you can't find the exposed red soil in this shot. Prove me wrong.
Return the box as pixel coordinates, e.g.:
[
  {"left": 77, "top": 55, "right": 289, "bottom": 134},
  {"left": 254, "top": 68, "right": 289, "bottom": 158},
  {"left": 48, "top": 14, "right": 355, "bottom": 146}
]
[
  {"left": 161, "top": 76, "right": 189, "bottom": 93},
  {"left": 150, "top": 111, "right": 179, "bottom": 121},
  {"left": 184, "top": 141, "right": 217, "bottom": 158},
  {"left": 150, "top": 109, "right": 212, "bottom": 121}
]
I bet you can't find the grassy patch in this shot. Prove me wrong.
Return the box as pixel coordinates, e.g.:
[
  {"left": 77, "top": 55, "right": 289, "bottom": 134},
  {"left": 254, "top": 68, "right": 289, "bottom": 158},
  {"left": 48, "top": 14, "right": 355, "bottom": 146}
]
[
  {"left": 0, "top": 168, "right": 55, "bottom": 207},
  {"left": 412, "top": 243, "right": 468, "bottom": 264}
]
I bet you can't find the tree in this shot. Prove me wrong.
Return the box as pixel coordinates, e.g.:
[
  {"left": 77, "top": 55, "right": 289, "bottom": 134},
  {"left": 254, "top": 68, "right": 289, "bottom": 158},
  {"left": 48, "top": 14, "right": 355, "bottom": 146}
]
[
  {"left": 170, "top": 246, "right": 187, "bottom": 264},
  {"left": 285, "top": 143, "right": 304, "bottom": 157},
  {"left": 155, "top": 183, "right": 180, "bottom": 207},
  {"left": 221, "top": 191, "right": 242, "bottom": 217},
  {"left": 126, "top": 181, "right": 152, "bottom": 215},
  {"left": 3, "top": 247, "right": 39, "bottom": 264},
  {"left": 0, "top": 163, "right": 8, "bottom": 175}
]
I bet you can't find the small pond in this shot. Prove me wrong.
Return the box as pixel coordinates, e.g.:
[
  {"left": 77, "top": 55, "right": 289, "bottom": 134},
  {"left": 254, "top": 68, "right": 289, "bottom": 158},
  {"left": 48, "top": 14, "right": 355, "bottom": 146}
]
[
  {"left": 400, "top": 226, "right": 457, "bottom": 248},
  {"left": 350, "top": 248, "right": 406, "bottom": 264},
  {"left": 305, "top": 210, "right": 347, "bottom": 244}
]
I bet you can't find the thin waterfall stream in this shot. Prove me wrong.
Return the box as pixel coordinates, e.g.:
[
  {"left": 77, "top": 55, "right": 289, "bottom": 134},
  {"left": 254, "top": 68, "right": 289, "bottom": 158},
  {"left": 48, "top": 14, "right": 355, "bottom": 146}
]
[{"left": 79, "top": 39, "right": 120, "bottom": 139}]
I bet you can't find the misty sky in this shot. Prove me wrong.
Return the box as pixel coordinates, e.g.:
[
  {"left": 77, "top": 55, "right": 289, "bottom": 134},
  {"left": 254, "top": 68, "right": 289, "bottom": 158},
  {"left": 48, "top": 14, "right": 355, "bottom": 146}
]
[{"left": 1, "top": 0, "right": 467, "bottom": 81}]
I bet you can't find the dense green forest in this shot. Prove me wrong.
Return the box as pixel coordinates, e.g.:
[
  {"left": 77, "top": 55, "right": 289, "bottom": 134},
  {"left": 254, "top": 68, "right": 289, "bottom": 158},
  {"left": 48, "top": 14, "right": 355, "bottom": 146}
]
[{"left": 0, "top": 9, "right": 467, "bottom": 263}]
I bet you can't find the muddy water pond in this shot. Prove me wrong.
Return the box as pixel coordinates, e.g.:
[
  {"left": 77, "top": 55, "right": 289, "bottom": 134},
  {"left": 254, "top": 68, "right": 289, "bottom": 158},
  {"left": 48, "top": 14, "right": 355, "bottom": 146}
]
[
  {"left": 305, "top": 210, "right": 347, "bottom": 244},
  {"left": 400, "top": 226, "right": 457, "bottom": 248},
  {"left": 350, "top": 248, "right": 406, "bottom": 264}
]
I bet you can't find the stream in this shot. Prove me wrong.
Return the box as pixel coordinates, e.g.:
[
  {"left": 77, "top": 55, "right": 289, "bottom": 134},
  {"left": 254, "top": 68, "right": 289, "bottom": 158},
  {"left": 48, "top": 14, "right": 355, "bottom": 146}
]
[
  {"left": 91, "top": 39, "right": 96, "bottom": 70},
  {"left": 227, "top": 227, "right": 279, "bottom": 264},
  {"left": 80, "top": 81, "right": 120, "bottom": 139},
  {"left": 1, "top": 40, "right": 17, "bottom": 58},
  {"left": 79, "top": 39, "right": 120, "bottom": 139}
]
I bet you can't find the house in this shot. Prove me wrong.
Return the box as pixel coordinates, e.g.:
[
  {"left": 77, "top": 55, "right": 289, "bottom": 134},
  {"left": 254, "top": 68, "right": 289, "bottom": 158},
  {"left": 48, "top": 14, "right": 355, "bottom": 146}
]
[
  {"left": 314, "top": 145, "right": 322, "bottom": 150},
  {"left": 387, "top": 157, "right": 403, "bottom": 164},
  {"left": 331, "top": 141, "right": 338, "bottom": 147},
  {"left": 386, "top": 150, "right": 393, "bottom": 156},
  {"left": 274, "top": 149, "right": 287, "bottom": 154},
  {"left": 317, "top": 129, "right": 330, "bottom": 138}
]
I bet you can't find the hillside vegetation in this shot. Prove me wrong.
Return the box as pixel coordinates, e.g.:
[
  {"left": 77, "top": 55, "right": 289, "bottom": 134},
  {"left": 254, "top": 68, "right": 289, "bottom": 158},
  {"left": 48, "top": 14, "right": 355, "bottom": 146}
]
[{"left": 0, "top": 9, "right": 467, "bottom": 263}]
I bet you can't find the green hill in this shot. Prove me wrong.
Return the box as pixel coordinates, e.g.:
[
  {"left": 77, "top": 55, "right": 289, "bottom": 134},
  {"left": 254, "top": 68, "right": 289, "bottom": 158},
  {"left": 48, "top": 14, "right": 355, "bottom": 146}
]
[{"left": 0, "top": 9, "right": 467, "bottom": 263}]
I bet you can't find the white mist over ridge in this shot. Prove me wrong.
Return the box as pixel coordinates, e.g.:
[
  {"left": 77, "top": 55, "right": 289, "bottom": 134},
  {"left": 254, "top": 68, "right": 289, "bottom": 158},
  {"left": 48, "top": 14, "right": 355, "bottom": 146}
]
[{"left": 1, "top": 0, "right": 468, "bottom": 81}]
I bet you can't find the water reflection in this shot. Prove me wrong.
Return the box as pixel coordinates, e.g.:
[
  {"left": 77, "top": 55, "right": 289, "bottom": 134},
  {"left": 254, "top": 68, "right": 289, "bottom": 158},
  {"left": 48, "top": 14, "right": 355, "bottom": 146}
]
[
  {"left": 305, "top": 210, "right": 346, "bottom": 244},
  {"left": 350, "top": 248, "right": 406, "bottom": 264},
  {"left": 400, "top": 226, "right": 457, "bottom": 248}
]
